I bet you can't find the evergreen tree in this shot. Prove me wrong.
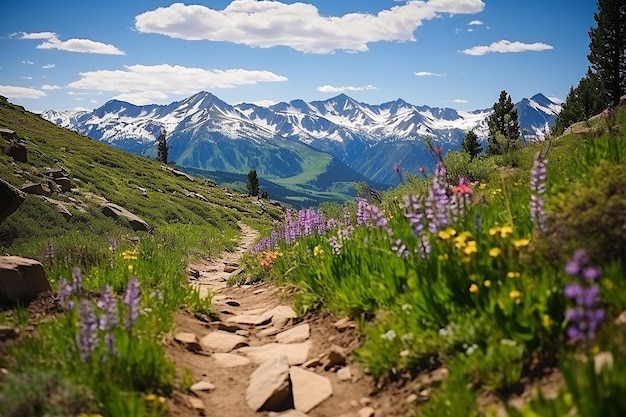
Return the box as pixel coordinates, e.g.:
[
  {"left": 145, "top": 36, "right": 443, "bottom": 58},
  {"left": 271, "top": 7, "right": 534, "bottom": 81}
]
[
  {"left": 461, "top": 130, "right": 482, "bottom": 160},
  {"left": 486, "top": 90, "right": 521, "bottom": 156},
  {"left": 553, "top": 69, "right": 606, "bottom": 135},
  {"left": 247, "top": 170, "right": 259, "bottom": 197},
  {"left": 588, "top": 0, "right": 626, "bottom": 107},
  {"left": 157, "top": 129, "right": 168, "bottom": 164}
]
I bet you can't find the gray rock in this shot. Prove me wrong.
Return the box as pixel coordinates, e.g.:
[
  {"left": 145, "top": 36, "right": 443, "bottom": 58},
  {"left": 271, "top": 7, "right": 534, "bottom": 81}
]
[
  {"left": 21, "top": 182, "right": 49, "bottom": 196},
  {"left": 290, "top": 366, "right": 333, "bottom": 413},
  {"left": 0, "top": 178, "right": 26, "bottom": 222},
  {"left": 53, "top": 177, "right": 71, "bottom": 192},
  {"left": 199, "top": 330, "right": 248, "bottom": 352},
  {"left": 101, "top": 202, "right": 150, "bottom": 232},
  {"left": 5, "top": 141, "right": 26, "bottom": 163},
  {"left": 0, "top": 256, "right": 51, "bottom": 306},
  {"left": 276, "top": 323, "right": 310, "bottom": 344},
  {"left": 245, "top": 354, "right": 291, "bottom": 412},
  {"left": 239, "top": 341, "right": 311, "bottom": 365}
]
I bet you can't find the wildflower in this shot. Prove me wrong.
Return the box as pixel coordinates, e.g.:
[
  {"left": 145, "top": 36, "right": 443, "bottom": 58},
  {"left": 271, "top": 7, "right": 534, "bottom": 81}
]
[
  {"left": 507, "top": 271, "right": 520, "bottom": 279},
  {"left": 499, "top": 225, "right": 513, "bottom": 238},
  {"left": 425, "top": 163, "right": 450, "bottom": 233},
  {"left": 438, "top": 227, "right": 456, "bottom": 240},
  {"left": 57, "top": 278, "right": 73, "bottom": 310},
  {"left": 530, "top": 152, "right": 548, "bottom": 232},
  {"left": 124, "top": 277, "right": 141, "bottom": 330},
  {"left": 328, "top": 235, "right": 343, "bottom": 256},
  {"left": 542, "top": 314, "right": 552, "bottom": 328},
  {"left": 77, "top": 300, "right": 98, "bottom": 361},
  {"left": 391, "top": 239, "right": 409, "bottom": 259},
  {"left": 509, "top": 290, "right": 522, "bottom": 300},
  {"left": 45, "top": 240, "right": 55, "bottom": 263},
  {"left": 128, "top": 264, "right": 134, "bottom": 273},
  {"left": 72, "top": 267, "right": 83, "bottom": 295},
  {"left": 313, "top": 245, "right": 324, "bottom": 256},
  {"left": 122, "top": 249, "right": 138, "bottom": 261},
  {"left": 98, "top": 284, "right": 118, "bottom": 355},
  {"left": 484, "top": 280, "right": 492, "bottom": 288},
  {"left": 463, "top": 241, "right": 477, "bottom": 255},
  {"left": 466, "top": 343, "right": 479, "bottom": 355},
  {"left": 469, "top": 283, "right": 479, "bottom": 293},
  {"left": 439, "top": 326, "right": 452, "bottom": 337},
  {"left": 453, "top": 179, "right": 472, "bottom": 195},
  {"left": 488, "top": 248, "right": 501, "bottom": 258},
  {"left": 563, "top": 249, "right": 605, "bottom": 341},
  {"left": 512, "top": 238, "right": 530, "bottom": 248},
  {"left": 109, "top": 239, "right": 118, "bottom": 252},
  {"left": 381, "top": 329, "right": 397, "bottom": 341}
]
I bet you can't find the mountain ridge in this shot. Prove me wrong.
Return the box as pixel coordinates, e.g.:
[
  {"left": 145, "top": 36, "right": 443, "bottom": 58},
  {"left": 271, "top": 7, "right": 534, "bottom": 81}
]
[{"left": 41, "top": 91, "right": 562, "bottom": 185}]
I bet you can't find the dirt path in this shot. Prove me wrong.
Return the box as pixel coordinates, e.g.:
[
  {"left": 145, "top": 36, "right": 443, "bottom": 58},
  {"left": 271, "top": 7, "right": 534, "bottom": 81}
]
[{"left": 165, "top": 223, "right": 415, "bottom": 417}]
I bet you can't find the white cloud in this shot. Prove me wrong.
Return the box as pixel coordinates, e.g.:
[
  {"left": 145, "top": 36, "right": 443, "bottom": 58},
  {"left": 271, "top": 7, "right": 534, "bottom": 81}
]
[
  {"left": 67, "top": 64, "right": 288, "bottom": 103},
  {"left": 41, "top": 84, "right": 61, "bottom": 90},
  {"left": 19, "top": 32, "right": 125, "bottom": 55},
  {"left": 20, "top": 76, "right": 33, "bottom": 80},
  {"left": 135, "top": 0, "right": 485, "bottom": 54},
  {"left": 316, "top": 84, "right": 377, "bottom": 93},
  {"left": 461, "top": 39, "right": 553, "bottom": 56},
  {"left": 42, "top": 63, "right": 56, "bottom": 69},
  {"left": 68, "top": 91, "right": 89, "bottom": 96},
  {"left": 452, "top": 98, "right": 468, "bottom": 103},
  {"left": 468, "top": 20, "right": 483, "bottom": 25},
  {"left": 22, "top": 60, "right": 34, "bottom": 64},
  {"left": 0, "top": 85, "right": 46, "bottom": 99},
  {"left": 414, "top": 71, "right": 446, "bottom": 77}
]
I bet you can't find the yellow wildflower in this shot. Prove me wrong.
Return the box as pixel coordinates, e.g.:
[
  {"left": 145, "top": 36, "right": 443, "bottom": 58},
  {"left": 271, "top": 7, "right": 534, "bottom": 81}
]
[
  {"left": 499, "top": 225, "right": 513, "bottom": 238},
  {"left": 488, "top": 226, "right": 500, "bottom": 236},
  {"left": 313, "top": 245, "right": 324, "bottom": 256},
  {"left": 463, "top": 241, "right": 477, "bottom": 255},
  {"left": 438, "top": 253, "right": 449, "bottom": 261},
  {"left": 484, "top": 280, "right": 492, "bottom": 288},
  {"left": 507, "top": 271, "right": 521, "bottom": 279},
  {"left": 488, "top": 247, "right": 501, "bottom": 258},
  {"left": 509, "top": 290, "right": 522, "bottom": 300},
  {"left": 603, "top": 278, "right": 614, "bottom": 290},
  {"left": 469, "top": 283, "right": 479, "bottom": 293},
  {"left": 122, "top": 249, "right": 138, "bottom": 260},
  {"left": 128, "top": 264, "right": 134, "bottom": 273},
  {"left": 438, "top": 227, "right": 456, "bottom": 240},
  {"left": 542, "top": 314, "right": 551, "bottom": 328},
  {"left": 512, "top": 238, "right": 530, "bottom": 248}
]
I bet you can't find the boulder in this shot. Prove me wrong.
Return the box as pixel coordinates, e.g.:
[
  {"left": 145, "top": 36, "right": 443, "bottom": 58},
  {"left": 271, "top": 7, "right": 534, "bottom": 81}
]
[
  {"left": 0, "top": 128, "right": 17, "bottom": 141},
  {"left": 0, "top": 178, "right": 26, "bottom": 222},
  {"left": 101, "top": 203, "right": 150, "bottom": 232},
  {"left": 20, "top": 182, "right": 49, "bottom": 196},
  {"left": 53, "top": 177, "right": 71, "bottom": 192},
  {"left": 5, "top": 141, "right": 26, "bottom": 163},
  {"left": 289, "top": 366, "right": 333, "bottom": 413},
  {"left": 245, "top": 354, "right": 292, "bottom": 412},
  {"left": 0, "top": 256, "right": 52, "bottom": 306}
]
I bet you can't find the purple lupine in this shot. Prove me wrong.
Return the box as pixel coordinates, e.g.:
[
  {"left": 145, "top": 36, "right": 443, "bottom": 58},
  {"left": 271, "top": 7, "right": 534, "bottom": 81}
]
[
  {"left": 530, "top": 152, "right": 547, "bottom": 232},
  {"left": 71, "top": 267, "right": 83, "bottom": 296},
  {"left": 402, "top": 194, "right": 430, "bottom": 259},
  {"left": 356, "top": 198, "right": 371, "bottom": 226},
  {"left": 45, "top": 240, "right": 55, "bottom": 263},
  {"left": 57, "top": 278, "right": 74, "bottom": 311},
  {"left": 109, "top": 238, "right": 118, "bottom": 252},
  {"left": 425, "top": 163, "right": 450, "bottom": 233},
  {"left": 97, "top": 284, "right": 118, "bottom": 355},
  {"left": 563, "top": 249, "right": 604, "bottom": 341},
  {"left": 77, "top": 300, "right": 98, "bottom": 361},
  {"left": 123, "top": 277, "right": 141, "bottom": 330}
]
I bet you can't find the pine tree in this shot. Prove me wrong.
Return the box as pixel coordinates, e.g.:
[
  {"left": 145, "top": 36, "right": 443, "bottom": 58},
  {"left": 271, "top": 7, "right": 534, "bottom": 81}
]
[
  {"left": 247, "top": 170, "right": 259, "bottom": 197},
  {"left": 461, "top": 130, "right": 482, "bottom": 160},
  {"left": 588, "top": 0, "right": 626, "bottom": 107},
  {"left": 486, "top": 90, "right": 521, "bottom": 156},
  {"left": 157, "top": 129, "right": 168, "bottom": 164},
  {"left": 553, "top": 69, "right": 605, "bottom": 135}
]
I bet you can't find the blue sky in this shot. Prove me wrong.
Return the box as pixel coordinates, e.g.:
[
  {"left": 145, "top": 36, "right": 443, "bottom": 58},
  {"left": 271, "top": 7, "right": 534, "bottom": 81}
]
[{"left": 1, "top": 0, "right": 598, "bottom": 113}]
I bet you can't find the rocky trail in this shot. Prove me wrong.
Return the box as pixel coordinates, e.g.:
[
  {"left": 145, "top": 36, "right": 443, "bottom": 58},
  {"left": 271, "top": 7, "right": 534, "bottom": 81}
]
[{"left": 165, "top": 223, "right": 416, "bottom": 417}]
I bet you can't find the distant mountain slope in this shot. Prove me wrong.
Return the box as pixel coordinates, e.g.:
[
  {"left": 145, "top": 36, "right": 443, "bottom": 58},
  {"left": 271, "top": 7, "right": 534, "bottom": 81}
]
[{"left": 42, "top": 91, "right": 562, "bottom": 185}]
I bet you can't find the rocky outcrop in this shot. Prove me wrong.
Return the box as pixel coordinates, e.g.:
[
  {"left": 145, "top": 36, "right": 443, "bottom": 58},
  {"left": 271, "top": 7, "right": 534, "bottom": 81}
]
[
  {"left": 5, "top": 141, "right": 27, "bottom": 163},
  {"left": 101, "top": 202, "right": 151, "bottom": 232},
  {"left": 41, "top": 196, "right": 72, "bottom": 220},
  {"left": 21, "top": 182, "right": 50, "bottom": 196},
  {"left": 0, "top": 256, "right": 52, "bottom": 306},
  {"left": 0, "top": 178, "right": 26, "bottom": 222}
]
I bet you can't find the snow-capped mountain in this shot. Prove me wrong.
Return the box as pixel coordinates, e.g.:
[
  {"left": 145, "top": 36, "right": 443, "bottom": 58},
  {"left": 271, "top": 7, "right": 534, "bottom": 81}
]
[{"left": 41, "top": 91, "right": 561, "bottom": 185}]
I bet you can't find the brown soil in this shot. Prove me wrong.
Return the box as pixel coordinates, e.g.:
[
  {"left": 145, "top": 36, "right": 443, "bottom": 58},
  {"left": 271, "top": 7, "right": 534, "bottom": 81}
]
[{"left": 165, "top": 223, "right": 417, "bottom": 417}]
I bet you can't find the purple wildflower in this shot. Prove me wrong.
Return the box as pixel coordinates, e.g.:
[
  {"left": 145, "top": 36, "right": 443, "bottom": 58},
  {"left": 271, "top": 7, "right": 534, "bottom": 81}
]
[
  {"left": 57, "top": 278, "right": 74, "bottom": 311},
  {"left": 97, "top": 284, "right": 118, "bottom": 355},
  {"left": 328, "top": 235, "right": 343, "bottom": 256},
  {"left": 109, "top": 239, "right": 118, "bottom": 252},
  {"left": 425, "top": 163, "right": 450, "bottom": 233},
  {"left": 563, "top": 249, "right": 604, "bottom": 341},
  {"left": 71, "top": 267, "right": 83, "bottom": 296},
  {"left": 45, "top": 240, "right": 55, "bottom": 263},
  {"left": 77, "top": 300, "right": 98, "bottom": 361},
  {"left": 391, "top": 239, "right": 409, "bottom": 259},
  {"left": 123, "top": 277, "right": 141, "bottom": 330},
  {"left": 530, "top": 152, "right": 547, "bottom": 232}
]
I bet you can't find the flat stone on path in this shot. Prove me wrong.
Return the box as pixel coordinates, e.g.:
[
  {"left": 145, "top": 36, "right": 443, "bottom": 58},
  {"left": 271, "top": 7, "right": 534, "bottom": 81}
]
[
  {"left": 246, "top": 354, "right": 291, "bottom": 412},
  {"left": 174, "top": 332, "right": 202, "bottom": 353},
  {"left": 269, "top": 410, "right": 309, "bottom": 417},
  {"left": 239, "top": 341, "right": 311, "bottom": 365},
  {"left": 276, "top": 323, "right": 310, "bottom": 344},
  {"left": 289, "top": 366, "right": 333, "bottom": 413},
  {"left": 228, "top": 305, "right": 297, "bottom": 326},
  {"left": 191, "top": 381, "right": 216, "bottom": 392},
  {"left": 212, "top": 352, "right": 252, "bottom": 368},
  {"left": 199, "top": 330, "right": 248, "bottom": 352}
]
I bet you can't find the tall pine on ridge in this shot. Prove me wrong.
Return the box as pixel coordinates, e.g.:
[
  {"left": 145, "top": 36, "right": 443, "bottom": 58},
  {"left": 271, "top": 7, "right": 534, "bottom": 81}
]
[
  {"left": 157, "top": 129, "right": 168, "bottom": 164},
  {"left": 486, "top": 90, "right": 521, "bottom": 156}
]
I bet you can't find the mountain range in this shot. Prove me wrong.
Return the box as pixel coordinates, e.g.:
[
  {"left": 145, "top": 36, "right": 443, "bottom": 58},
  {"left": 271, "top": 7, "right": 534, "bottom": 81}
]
[{"left": 42, "top": 91, "right": 561, "bottom": 189}]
